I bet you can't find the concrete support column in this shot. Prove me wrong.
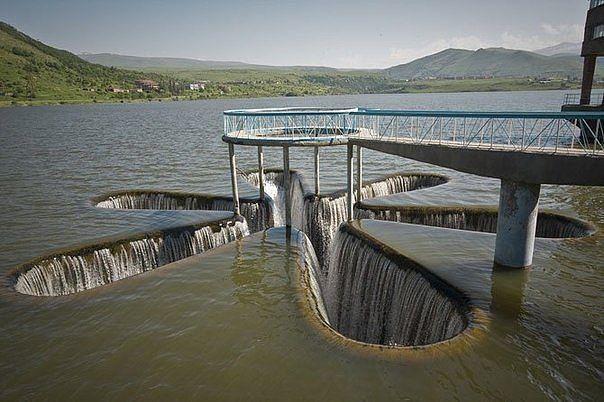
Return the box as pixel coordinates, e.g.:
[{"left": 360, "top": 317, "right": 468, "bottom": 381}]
[
  {"left": 580, "top": 56, "right": 597, "bottom": 105},
  {"left": 228, "top": 143, "right": 241, "bottom": 216},
  {"left": 314, "top": 146, "right": 320, "bottom": 195},
  {"left": 283, "top": 146, "right": 291, "bottom": 228},
  {"left": 257, "top": 146, "right": 265, "bottom": 200},
  {"left": 356, "top": 146, "right": 363, "bottom": 202},
  {"left": 494, "top": 179, "right": 541, "bottom": 268},
  {"left": 346, "top": 143, "right": 354, "bottom": 221}
]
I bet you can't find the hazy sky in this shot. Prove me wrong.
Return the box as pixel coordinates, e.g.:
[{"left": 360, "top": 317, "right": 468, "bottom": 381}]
[{"left": 0, "top": 0, "right": 588, "bottom": 68}]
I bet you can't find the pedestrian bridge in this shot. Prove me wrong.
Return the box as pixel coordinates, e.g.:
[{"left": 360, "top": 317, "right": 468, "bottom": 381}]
[{"left": 222, "top": 107, "right": 604, "bottom": 268}]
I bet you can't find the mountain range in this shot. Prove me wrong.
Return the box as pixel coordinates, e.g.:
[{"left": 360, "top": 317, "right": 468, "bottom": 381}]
[
  {"left": 79, "top": 53, "right": 274, "bottom": 70},
  {"left": 78, "top": 53, "right": 340, "bottom": 73},
  {"left": 384, "top": 47, "right": 590, "bottom": 80},
  {"left": 81, "top": 46, "right": 587, "bottom": 80}
]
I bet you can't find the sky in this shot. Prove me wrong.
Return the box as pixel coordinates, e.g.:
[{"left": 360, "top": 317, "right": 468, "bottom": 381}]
[{"left": 0, "top": 0, "right": 588, "bottom": 69}]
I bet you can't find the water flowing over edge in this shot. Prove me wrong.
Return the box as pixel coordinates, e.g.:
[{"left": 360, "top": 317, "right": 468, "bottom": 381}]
[
  {"left": 244, "top": 169, "right": 450, "bottom": 270},
  {"left": 355, "top": 205, "right": 597, "bottom": 239},
  {"left": 8, "top": 217, "right": 249, "bottom": 296},
  {"left": 94, "top": 191, "right": 273, "bottom": 233},
  {"left": 296, "top": 224, "right": 474, "bottom": 348}
]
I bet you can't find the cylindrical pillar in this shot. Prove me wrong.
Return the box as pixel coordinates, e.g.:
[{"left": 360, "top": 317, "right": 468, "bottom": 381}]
[
  {"left": 494, "top": 179, "right": 541, "bottom": 268},
  {"left": 346, "top": 143, "right": 354, "bottom": 221},
  {"left": 283, "top": 146, "right": 291, "bottom": 228},
  {"left": 257, "top": 146, "right": 265, "bottom": 200},
  {"left": 356, "top": 146, "right": 363, "bottom": 203},
  {"left": 314, "top": 146, "right": 320, "bottom": 195},
  {"left": 228, "top": 143, "right": 241, "bottom": 216},
  {"left": 580, "top": 56, "right": 597, "bottom": 105}
]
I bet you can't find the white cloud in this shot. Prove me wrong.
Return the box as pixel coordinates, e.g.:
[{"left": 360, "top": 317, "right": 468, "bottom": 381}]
[
  {"left": 540, "top": 23, "right": 582, "bottom": 39},
  {"left": 387, "top": 23, "right": 584, "bottom": 67}
]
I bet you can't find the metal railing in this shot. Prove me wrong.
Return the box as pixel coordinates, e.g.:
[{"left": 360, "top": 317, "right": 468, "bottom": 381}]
[
  {"left": 563, "top": 92, "right": 604, "bottom": 106},
  {"left": 352, "top": 109, "right": 604, "bottom": 155},
  {"left": 223, "top": 108, "right": 604, "bottom": 155},
  {"left": 223, "top": 108, "right": 358, "bottom": 139}
]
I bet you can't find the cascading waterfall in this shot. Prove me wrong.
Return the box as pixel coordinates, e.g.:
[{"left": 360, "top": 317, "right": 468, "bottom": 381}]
[
  {"left": 245, "top": 170, "right": 306, "bottom": 229},
  {"left": 211, "top": 199, "right": 271, "bottom": 234},
  {"left": 296, "top": 232, "right": 331, "bottom": 326},
  {"left": 95, "top": 192, "right": 271, "bottom": 233},
  {"left": 244, "top": 170, "right": 449, "bottom": 270},
  {"left": 303, "top": 174, "right": 448, "bottom": 270},
  {"left": 355, "top": 206, "right": 595, "bottom": 239},
  {"left": 245, "top": 171, "right": 288, "bottom": 227},
  {"left": 96, "top": 193, "right": 203, "bottom": 210},
  {"left": 242, "top": 169, "right": 594, "bottom": 347},
  {"left": 302, "top": 196, "right": 348, "bottom": 274},
  {"left": 359, "top": 174, "right": 448, "bottom": 199},
  {"left": 323, "top": 226, "right": 468, "bottom": 346},
  {"left": 13, "top": 220, "right": 249, "bottom": 296},
  {"left": 14, "top": 165, "right": 592, "bottom": 349}
]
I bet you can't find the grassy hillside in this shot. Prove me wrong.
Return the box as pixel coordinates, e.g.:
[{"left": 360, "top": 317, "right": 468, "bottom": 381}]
[
  {"left": 144, "top": 67, "right": 580, "bottom": 98},
  {"left": 385, "top": 47, "right": 596, "bottom": 80},
  {"left": 0, "top": 22, "right": 170, "bottom": 104}
]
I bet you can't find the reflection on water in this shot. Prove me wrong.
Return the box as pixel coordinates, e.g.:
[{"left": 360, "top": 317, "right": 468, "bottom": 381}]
[
  {"left": 490, "top": 266, "right": 529, "bottom": 320},
  {"left": 0, "top": 91, "right": 602, "bottom": 400}
]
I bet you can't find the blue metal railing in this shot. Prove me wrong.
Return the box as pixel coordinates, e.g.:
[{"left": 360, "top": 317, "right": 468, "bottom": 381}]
[
  {"left": 563, "top": 92, "right": 604, "bottom": 106},
  {"left": 223, "top": 108, "right": 604, "bottom": 155}
]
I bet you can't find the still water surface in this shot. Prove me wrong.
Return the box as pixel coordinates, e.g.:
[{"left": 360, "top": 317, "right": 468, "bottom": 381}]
[{"left": 0, "top": 91, "right": 602, "bottom": 400}]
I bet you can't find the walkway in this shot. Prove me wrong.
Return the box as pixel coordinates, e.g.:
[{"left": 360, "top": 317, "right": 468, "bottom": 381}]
[{"left": 223, "top": 107, "right": 604, "bottom": 268}]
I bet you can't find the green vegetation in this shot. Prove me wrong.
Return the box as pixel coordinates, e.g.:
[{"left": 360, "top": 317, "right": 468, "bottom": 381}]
[
  {"left": 0, "top": 21, "right": 596, "bottom": 107},
  {"left": 0, "top": 22, "right": 182, "bottom": 106},
  {"left": 153, "top": 68, "right": 582, "bottom": 99}
]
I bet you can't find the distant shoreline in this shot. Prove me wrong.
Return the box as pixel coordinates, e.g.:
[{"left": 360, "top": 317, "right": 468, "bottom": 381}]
[{"left": 0, "top": 84, "right": 595, "bottom": 109}]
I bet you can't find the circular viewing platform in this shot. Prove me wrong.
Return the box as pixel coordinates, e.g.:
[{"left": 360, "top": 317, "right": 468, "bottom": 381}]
[{"left": 222, "top": 107, "right": 364, "bottom": 147}]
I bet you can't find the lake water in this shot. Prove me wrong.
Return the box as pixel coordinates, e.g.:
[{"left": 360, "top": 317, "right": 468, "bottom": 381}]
[{"left": 0, "top": 91, "right": 602, "bottom": 400}]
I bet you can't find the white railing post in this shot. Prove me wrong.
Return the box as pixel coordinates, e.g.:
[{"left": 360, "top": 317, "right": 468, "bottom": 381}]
[
  {"left": 347, "top": 143, "right": 354, "bottom": 221},
  {"left": 283, "top": 146, "right": 291, "bottom": 228}
]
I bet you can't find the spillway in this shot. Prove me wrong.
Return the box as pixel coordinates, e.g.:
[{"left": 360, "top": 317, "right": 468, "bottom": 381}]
[
  {"left": 10, "top": 218, "right": 249, "bottom": 296},
  {"left": 244, "top": 170, "right": 449, "bottom": 269},
  {"left": 10, "top": 164, "right": 595, "bottom": 352},
  {"left": 94, "top": 191, "right": 272, "bottom": 233},
  {"left": 355, "top": 205, "right": 596, "bottom": 239},
  {"left": 301, "top": 224, "right": 470, "bottom": 347}
]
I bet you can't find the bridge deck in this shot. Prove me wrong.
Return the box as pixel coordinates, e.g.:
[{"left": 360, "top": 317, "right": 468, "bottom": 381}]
[
  {"left": 353, "top": 134, "right": 604, "bottom": 156},
  {"left": 223, "top": 107, "right": 604, "bottom": 185},
  {"left": 350, "top": 137, "right": 604, "bottom": 186}
]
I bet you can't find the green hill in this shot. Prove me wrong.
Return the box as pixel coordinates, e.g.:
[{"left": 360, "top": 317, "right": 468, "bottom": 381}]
[
  {"left": 384, "top": 47, "right": 593, "bottom": 80},
  {"left": 0, "top": 22, "right": 167, "bottom": 103}
]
